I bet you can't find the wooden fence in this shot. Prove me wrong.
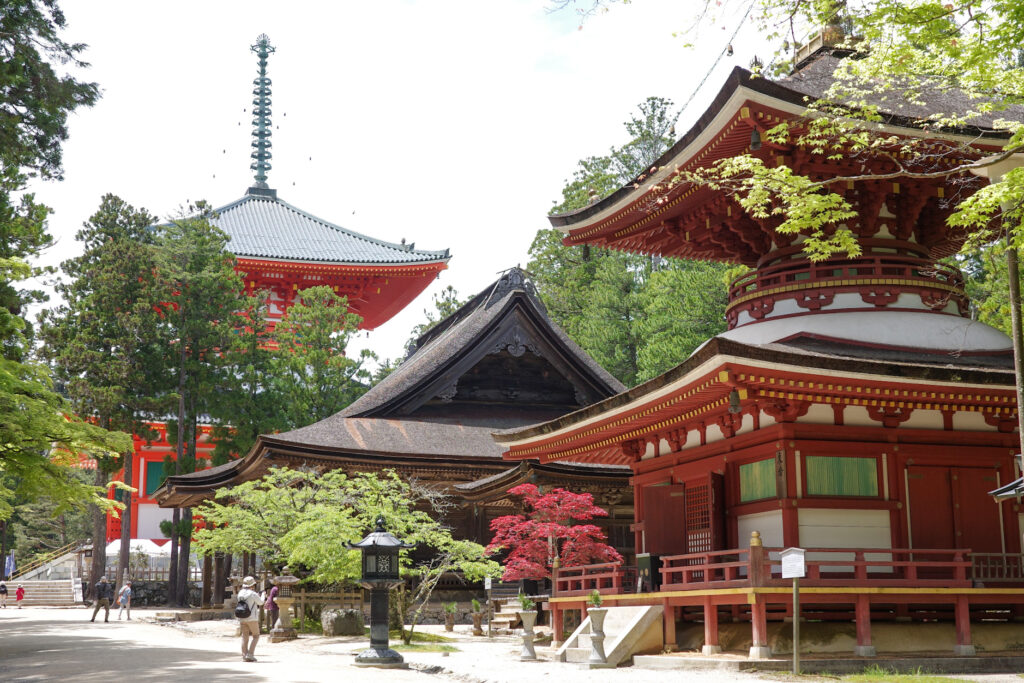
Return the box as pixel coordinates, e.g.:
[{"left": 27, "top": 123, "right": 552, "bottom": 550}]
[{"left": 291, "top": 588, "right": 365, "bottom": 633}]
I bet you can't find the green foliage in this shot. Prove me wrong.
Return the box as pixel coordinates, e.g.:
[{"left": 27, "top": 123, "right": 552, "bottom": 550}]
[
  {"left": 9, "top": 468, "right": 92, "bottom": 561},
  {"left": 471, "top": 597, "right": 481, "bottom": 613},
  {"left": 517, "top": 592, "right": 536, "bottom": 611},
  {"left": 531, "top": 96, "right": 729, "bottom": 386},
  {"left": 587, "top": 589, "right": 602, "bottom": 607},
  {"left": 442, "top": 601, "right": 457, "bottom": 615},
  {"left": 271, "top": 285, "right": 373, "bottom": 427},
  {"left": 0, "top": 1, "right": 129, "bottom": 521},
  {"left": 0, "top": 0, "right": 100, "bottom": 181},
  {"left": 40, "top": 194, "right": 166, "bottom": 443},
  {"left": 194, "top": 467, "right": 500, "bottom": 584},
  {"left": 194, "top": 467, "right": 500, "bottom": 643}
]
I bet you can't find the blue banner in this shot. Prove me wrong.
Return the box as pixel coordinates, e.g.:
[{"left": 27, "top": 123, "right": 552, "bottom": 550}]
[{"left": 4, "top": 551, "right": 14, "bottom": 579}]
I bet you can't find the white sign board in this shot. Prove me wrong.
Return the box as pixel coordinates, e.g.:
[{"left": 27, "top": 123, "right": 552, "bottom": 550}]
[
  {"left": 780, "top": 547, "right": 806, "bottom": 579},
  {"left": 484, "top": 577, "right": 492, "bottom": 590}
]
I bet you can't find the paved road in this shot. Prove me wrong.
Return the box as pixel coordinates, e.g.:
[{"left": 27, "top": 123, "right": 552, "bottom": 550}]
[
  {"left": 1, "top": 606, "right": 1021, "bottom": 683},
  {"left": 0, "top": 606, "right": 424, "bottom": 683}
]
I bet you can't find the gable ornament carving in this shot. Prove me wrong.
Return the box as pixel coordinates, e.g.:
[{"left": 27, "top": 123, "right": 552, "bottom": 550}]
[{"left": 490, "top": 327, "right": 540, "bottom": 358}]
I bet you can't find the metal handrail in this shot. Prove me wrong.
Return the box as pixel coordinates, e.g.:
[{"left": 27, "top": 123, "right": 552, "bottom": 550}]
[{"left": 8, "top": 541, "right": 81, "bottom": 580}]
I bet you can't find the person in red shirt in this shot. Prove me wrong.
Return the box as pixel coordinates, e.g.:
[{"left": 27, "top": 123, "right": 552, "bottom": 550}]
[{"left": 15, "top": 584, "right": 24, "bottom": 608}]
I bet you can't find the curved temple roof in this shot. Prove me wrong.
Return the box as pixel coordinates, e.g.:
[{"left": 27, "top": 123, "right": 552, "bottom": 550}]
[
  {"left": 211, "top": 192, "right": 449, "bottom": 266},
  {"left": 549, "top": 54, "right": 1023, "bottom": 261}
]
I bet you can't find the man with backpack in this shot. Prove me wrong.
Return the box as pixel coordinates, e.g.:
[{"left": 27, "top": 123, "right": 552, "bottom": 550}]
[{"left": 235, "top": 576, "right": 264, "bottom": 662}]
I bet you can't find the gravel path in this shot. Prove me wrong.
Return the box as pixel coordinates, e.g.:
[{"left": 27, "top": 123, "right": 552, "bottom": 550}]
[{"left": 0, "top": 606, "right": 1016, "bottom": 682}]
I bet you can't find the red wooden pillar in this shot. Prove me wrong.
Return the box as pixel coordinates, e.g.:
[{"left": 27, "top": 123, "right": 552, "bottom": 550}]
[
  {"left": 954, "top": 595, "right": 975, "bottom": 656},
  {"left": 749, "top": 596, "right": 770, "bottom": 659},
  {"left": 702, "top": 596, "right": 721, "bottom": 655},
  {"left": 633, "top": 483, "right": 645, "bottom": 554},
  {"left": 551, "top": 604, "right": 564, "bottom": 647},
  {"left": 854, "top": 594, "right": 875, "bottom": 657},
  {"left": 663, "top": 599, "right": 677, "bottom": 652}
]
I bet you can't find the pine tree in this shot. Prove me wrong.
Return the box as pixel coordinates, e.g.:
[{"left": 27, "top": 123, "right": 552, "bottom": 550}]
[
  {"left": 156, "top": 203, "right": 248, "bottom": 605},
  {"left": 40, "top": 194, "right": 170, "bottom": 592}
]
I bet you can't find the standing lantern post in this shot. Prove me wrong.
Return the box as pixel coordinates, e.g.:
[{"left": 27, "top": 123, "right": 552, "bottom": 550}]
[
  {"left": 780, "top": 547, "right": 806, "bottom": 674},
  {"left": 347, "top": 516, "right": 413, "bottom": 669}
]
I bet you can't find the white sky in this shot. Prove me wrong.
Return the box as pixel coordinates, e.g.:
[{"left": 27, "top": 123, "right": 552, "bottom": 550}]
[{"left": 32, "top": 0, "right": 764, "bottom": 367}]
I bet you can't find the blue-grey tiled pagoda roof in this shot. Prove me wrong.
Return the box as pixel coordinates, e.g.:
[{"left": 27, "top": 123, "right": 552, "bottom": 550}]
[{"left": 210, "top": 192, "right": 449, "bottom": 266}]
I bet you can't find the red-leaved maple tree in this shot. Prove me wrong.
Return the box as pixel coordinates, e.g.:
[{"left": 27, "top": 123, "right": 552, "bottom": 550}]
[{"left": 486, "top": 484, "right": 623, "bottom": 581}]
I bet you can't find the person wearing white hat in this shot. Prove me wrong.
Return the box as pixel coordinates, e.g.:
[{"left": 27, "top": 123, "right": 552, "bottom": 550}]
[{"left": 235, "top": 576, "right": 264, "bottom": 662}]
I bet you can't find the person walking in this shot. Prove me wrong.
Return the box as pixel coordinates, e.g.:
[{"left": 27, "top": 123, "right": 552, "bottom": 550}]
[
  {"left": 235, "top": 576, "right": 264, "bottom": 662},
  {"left": 0, "top": 580, "right": 7, "bottom": 608},
  {"left": 116, "top": 580, "right": 132, "bottom": 620},
  {"left": 90, "top": 577, "right": 113, "bottom": 622},
  {"left": 264, "top": 578, "right": 279, "bottom": 634},
  {"left": 15, "top": 584, "right": 24, "bottom": 608}
]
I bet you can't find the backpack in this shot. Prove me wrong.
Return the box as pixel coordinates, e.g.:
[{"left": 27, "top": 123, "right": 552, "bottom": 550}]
[{"left": 234, "top": 597, "right": 251, "bottom": 619}]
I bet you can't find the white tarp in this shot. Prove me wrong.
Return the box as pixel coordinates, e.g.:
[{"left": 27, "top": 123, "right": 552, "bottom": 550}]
[{"left": 105, "top": 539, "right": 172, "bottom": 556}]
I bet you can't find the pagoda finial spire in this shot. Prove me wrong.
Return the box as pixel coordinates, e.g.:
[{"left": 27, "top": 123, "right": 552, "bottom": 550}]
[{"left": 249, "top": 34, "right": 275, "bottom": 190}]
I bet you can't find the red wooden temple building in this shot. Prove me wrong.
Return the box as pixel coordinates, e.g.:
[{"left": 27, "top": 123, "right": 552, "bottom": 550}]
[
  {"left": 106, "top": 35, "right": 449, "bottom": 543},
  {"left": 495, "top": 44, "right": 1024, "bottom": 658}
]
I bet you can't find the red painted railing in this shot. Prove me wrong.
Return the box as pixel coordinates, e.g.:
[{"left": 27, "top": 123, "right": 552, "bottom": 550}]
[
  {"left": 728, "top": 256, "right": 965, "bottom": 302},
  {"left": 972, "top": 553, "right": 1024, "bottom": 583},
  {"left": 554, "top": 562, "right": 625, "bottom": 596},
  {"left": 555, "top": 546, "right": 989, "bottom": 596}
]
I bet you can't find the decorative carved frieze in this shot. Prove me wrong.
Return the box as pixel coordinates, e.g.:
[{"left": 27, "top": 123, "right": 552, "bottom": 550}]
[
  {"left": 436, "top": 380, "right": 459, "bottom": 402},
  {"left": 983, "top": 411, "right": 1018, "bottom": 433},
  {"left": 795, "top": 291, "right": 835, "bottom": 310},
  {"left": 748, "top": 297, "right": 775, "bottom": 319},
  {"left": 490, "top": 327, "right": 540, "bottom": 358},
  {"left": 865, "top": 405, "right": 914, "bottom": 428},
  {"left": 861, "top": 288, "right": 900, "bottom": 307},
  {"left": 761, "top": 399, "right": 810, "bottom": 423}
]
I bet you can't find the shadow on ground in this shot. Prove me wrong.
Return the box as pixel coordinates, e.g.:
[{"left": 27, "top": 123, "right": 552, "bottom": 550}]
[{"left": 0, "top": 618, "right": 264, "bottom": 682}]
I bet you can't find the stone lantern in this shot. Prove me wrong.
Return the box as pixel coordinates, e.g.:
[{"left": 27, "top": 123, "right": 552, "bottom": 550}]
[
  {"left": 269, "top": 567, "right": 300, "bottom": 642},
  {"left": 346, "top": 516, "right": 413, "bottom": 669}
]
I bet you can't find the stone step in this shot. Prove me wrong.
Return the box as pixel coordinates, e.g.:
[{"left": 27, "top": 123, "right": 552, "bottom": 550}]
[{"left": 562, "top": 647, "right": 591, "bottom": 663}]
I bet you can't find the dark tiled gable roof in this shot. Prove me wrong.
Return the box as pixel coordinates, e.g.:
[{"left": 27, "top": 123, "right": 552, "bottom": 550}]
[
  {"left": 335, "top": 268, "right": 625, "bottom": 418},
  {"left": 210, "top": 193, "right": 450, "bottom": 265},
  {"left": 550, "top": 53, "right": 1023, "bottom": 230},
  {"left": 780, "top": 53, "right": 1024, "bottom": 130}
]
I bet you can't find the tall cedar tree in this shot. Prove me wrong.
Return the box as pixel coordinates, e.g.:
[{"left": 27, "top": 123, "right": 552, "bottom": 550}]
[
  {"left": 270, "top": 285, "right": 374, "bottom": 427},
  {"left": 528, "top": 97, "right": 730, "bottom": 386},
  {"left": 207, "top": 291, "right": 284, "bottom": 465},
  {"left": 40, "top": 195, "right": 169, "bottom": 592},
  {"left": 156, "top": 204, "right": 247, "bottom": 605},
  {"left": 486, "top": 484, "right": 622, "bottom": 581},
  {"left": 0, "top": 0, "right": 130, "bottom": 565}
]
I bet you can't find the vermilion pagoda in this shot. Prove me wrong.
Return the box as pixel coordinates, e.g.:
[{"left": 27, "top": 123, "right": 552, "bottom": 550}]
[
  {"left": 106, "top": 35, "right": 448, "bottom": 544},
  {"left": 497, "top": 48, "right": 1024, "bottom": 658}
]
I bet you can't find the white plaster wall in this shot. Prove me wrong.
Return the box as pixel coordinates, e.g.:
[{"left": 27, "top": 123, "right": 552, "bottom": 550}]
[
  {"left": 658, "top": 438, "right": 671, "bottom": 456},
  {"left": 902, "top": 409, "right": 944, "bottom": 430},
  {"left": 734, "top": 413, "right": 755, "bottom": 437},
  {"left": 722, "top": 310, "right": 1010, "bottom": 352},
  {"left": 798, "top": 508, "right": 892, "bottom": 573},
  {"left": 843, "top": 405, "right": 875, "bottom": 427},
  {"left": 759, "top": 411, "right": 777, "bottom": 428},
  {"left": 137, "top": 504, "right": 173, "bottom": 541},
  {"left": 704, "top": 423, "right": 726, "bottom": 445},
  {"left": 953, "top": 411, "right": 997, "bottom": 432},
  {"left": 737, "top": 510, "right": 784, "bottom": 549},
  {"left": 683, "top": 429, "right": 700, "bottom": 449},
  {"left": 797, "top": 403, "right": 834, "bottom": 425}
]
